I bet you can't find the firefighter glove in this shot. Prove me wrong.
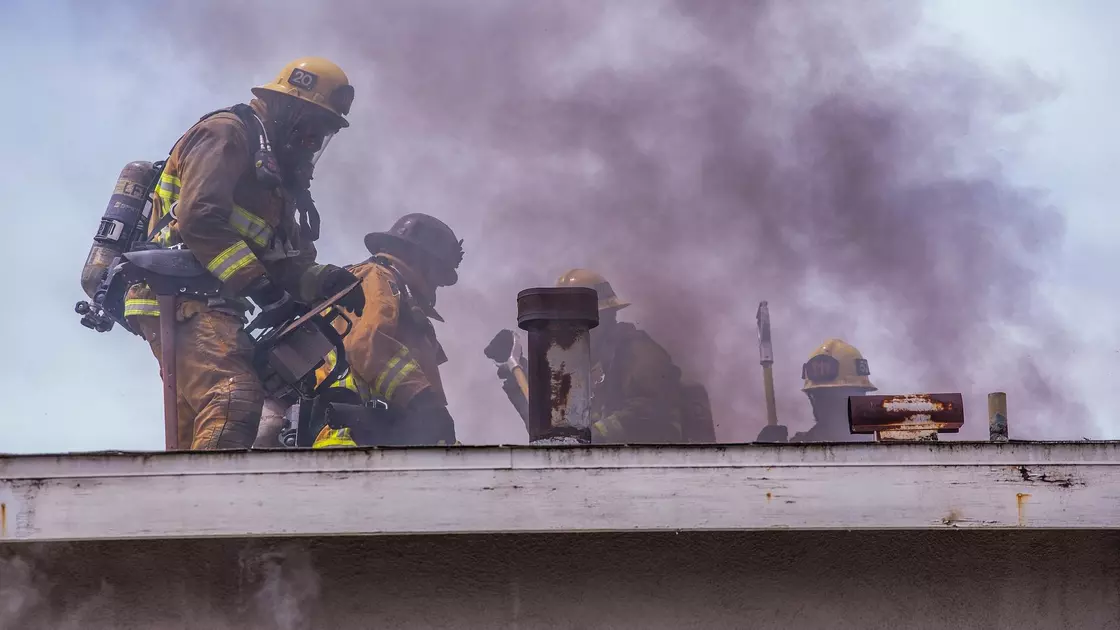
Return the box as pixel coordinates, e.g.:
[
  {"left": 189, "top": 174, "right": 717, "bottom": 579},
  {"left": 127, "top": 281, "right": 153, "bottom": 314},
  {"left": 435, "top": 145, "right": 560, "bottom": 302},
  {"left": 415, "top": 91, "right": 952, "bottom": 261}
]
[
  {"left": 320, "top": 266, "right": 365, "bottom": 317},
  {"left": 484, "top": 329, "right": 523, "bottom": 370},
  {"left": 246, "top": 277, "right": 301, "bottom": 332},
  {"left": 755, "top": 424, "right": 789, "bottom": 443}
]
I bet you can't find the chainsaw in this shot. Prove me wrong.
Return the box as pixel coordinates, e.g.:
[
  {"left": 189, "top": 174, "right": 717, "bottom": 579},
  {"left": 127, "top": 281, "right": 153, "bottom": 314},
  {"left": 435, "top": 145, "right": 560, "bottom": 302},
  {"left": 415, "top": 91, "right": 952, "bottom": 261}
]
[{"left": 248, "top": 279, "right": 397, "bottom": 448}]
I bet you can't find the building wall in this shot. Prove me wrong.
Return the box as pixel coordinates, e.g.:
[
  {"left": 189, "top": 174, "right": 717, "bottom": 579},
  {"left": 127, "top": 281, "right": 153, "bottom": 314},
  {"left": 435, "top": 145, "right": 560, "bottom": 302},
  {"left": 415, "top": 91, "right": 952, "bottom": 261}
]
[{"left": 3, "top": 530, "right": 1119, "bottom": 629}]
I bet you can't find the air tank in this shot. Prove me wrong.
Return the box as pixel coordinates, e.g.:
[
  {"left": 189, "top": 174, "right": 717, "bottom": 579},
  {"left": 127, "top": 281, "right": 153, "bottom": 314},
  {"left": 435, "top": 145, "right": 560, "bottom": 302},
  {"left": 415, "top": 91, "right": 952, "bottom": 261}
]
[{"left": 80, "top": 161, "right": 159, "bottom": 298}]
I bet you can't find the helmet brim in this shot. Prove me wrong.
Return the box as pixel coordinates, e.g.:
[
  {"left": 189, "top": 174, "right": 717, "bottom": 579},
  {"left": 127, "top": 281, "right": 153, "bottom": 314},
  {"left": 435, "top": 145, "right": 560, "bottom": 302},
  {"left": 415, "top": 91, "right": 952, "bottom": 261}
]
[
  {"left": 364, "top": 232, "right": 458, "bottom": 286},
  {"left": 599, "top": 297, "right": 630, "bottom": 312},
  {"left": 251, "top": 85, "right": 350, "bottom": 129}
]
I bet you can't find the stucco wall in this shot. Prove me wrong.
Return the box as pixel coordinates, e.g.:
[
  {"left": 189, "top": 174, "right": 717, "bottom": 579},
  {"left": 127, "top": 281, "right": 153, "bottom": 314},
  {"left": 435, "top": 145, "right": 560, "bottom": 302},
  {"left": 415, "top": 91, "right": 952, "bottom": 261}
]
[{"left": 3, "top": 530, "right": 1119, "bottom": 629}]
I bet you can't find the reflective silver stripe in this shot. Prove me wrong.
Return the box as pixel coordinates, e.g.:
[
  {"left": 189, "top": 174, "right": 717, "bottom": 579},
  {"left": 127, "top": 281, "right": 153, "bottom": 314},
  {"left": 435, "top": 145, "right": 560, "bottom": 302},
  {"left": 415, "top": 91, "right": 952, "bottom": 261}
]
[
  {"left": 157, "top": 171, "right": 282, "bottom": 256},
  {"left": 321, "top": 349, "right": 374, "bottom": 401},
  {"left": 159, "top": 175, "right": 181, "bottom": 198},
  {"left": 374, "top": 348, "right": 420, "bottom": 401},
  {"left": 383, "top": 361, "right": 419, "bottom": 400},
  {"left": 123, "top": 299, "right": 160, "bottom": 317},
  {"left": 206, "top": 241, "right": 259, "bottom": 281},
  {"left": 230, "top": 205, "right": 273, "bottom": 248}
]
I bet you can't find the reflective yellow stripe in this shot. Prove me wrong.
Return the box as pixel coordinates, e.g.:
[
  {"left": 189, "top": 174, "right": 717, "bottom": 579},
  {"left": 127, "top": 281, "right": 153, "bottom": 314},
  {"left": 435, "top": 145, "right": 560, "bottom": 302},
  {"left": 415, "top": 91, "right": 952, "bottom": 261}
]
[
  {"left": 315, "top": 349, "right": 373, "bottom": 401},
  {"left": 153, "top": 171, "right": 273, "bottom": 249},
  {"left": 159, "top": 173, "right": 181, "bottom": 198},
  {"left": 374, "top": 348, "right": 420, "bottom": 401},
  {"left": 206, "top": 241, "right": 258, "bottom": 281},
  {"left": 230, "top": 205, "right": 273, "bottom": 247},
  {"left": 155, "top": 174, "right": 179, "bottom": 216},
  {"left": 323, "top": 350, "right": 357, "bottom": 392},
  {"left": 153, "top": 173, "right": 181, "bottom": 246},
  {"left": 315, "top": 349, "right": 340, "bottom": 386},
  {"left": 123, "top": 298, "right": 160, "bottom": 317},
  {"left": 313, "top": 427, "right": 357, "bottom": 449},
  {"left": 383, "top": 360, "right": 418, "bottom": 400},
  {"left": 374, "top": 348, "right": 409, "bottom": 393}
]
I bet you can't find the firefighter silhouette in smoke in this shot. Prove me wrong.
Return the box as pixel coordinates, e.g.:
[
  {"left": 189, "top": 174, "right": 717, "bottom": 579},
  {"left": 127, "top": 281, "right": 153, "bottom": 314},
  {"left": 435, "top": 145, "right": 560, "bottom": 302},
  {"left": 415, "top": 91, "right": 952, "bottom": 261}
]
[
  {"left": 487, "top": 269, "right": 716, "bottom": 443},
  {"left": 756, "top": 338, "right": 877, "bottom": 443}
]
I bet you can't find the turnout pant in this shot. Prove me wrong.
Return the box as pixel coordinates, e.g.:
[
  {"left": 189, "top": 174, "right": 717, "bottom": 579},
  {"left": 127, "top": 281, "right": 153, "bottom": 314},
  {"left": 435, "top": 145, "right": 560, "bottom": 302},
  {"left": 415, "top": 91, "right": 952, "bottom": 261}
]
[{"left": 131, "top": 300, "right": 264, "bottom": 449}]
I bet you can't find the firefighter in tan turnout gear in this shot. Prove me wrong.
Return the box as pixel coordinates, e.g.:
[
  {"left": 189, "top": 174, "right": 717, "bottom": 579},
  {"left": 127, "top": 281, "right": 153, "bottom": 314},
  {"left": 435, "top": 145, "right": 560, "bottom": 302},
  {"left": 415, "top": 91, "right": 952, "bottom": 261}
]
[
  {"left": 488, "top": 269, "right": 716, "bottom": 443},
  {"left": 755, "top": 338, "right": 877, "bottom": 443},
  {"left": 124, "top": 57, "right": 364, "bottom": 449},
  {"left": 311, "top": 213, "right": 463, "bottom": 448}
]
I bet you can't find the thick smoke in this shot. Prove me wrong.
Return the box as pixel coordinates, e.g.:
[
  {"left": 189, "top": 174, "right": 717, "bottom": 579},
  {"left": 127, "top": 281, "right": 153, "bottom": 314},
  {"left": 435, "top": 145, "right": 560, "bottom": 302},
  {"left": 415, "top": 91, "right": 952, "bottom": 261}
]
[
  {"left": 117, "top": 0, "right": 1083, "bottom": 440},
  {"left": 0, "top": 544, "right": 321, "bottom": 629}
]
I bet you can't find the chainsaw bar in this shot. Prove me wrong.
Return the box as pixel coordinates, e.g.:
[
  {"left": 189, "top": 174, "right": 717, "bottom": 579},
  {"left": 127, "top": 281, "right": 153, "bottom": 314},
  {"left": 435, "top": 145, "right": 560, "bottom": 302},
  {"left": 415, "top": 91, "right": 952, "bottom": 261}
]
[{"left": 272, "top": 279, "right": 362, "bottom": 339}]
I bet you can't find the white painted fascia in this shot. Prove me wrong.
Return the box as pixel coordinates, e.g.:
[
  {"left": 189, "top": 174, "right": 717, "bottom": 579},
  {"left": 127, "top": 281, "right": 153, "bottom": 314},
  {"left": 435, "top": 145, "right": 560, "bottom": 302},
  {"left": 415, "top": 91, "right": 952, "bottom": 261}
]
[{"left": 1, "top": 442, "right": 1118, "bottom": 542}]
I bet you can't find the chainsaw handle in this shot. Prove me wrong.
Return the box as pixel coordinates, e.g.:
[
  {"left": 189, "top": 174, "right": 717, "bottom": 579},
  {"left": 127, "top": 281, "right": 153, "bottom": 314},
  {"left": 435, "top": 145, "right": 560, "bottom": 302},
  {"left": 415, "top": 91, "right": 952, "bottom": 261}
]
[
  {"left": 323, "top": 307, "right": 353, "bottom": 339},
  {"left": 310, "top": 316, "right": 352, "bottom": 400}
]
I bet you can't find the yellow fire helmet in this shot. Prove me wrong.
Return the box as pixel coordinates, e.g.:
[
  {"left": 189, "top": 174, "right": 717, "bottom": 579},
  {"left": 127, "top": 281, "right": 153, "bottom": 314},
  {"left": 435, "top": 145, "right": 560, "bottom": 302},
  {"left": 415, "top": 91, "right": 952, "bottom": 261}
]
[
  {"left": 555, "top": 268, "right": 630, "bottom": 311},
  {"left": 252, "top": 57, "right": 354, "bottom": 128},
  {"left": 801, "top": 338, "right": 877, "bottom": 392}
]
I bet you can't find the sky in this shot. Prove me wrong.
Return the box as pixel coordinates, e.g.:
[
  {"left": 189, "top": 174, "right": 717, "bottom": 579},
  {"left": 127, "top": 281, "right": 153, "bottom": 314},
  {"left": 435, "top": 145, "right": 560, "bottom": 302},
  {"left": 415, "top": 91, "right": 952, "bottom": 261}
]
[{"left": 0, "top": 0, "right": 1116, "bottom": 453}]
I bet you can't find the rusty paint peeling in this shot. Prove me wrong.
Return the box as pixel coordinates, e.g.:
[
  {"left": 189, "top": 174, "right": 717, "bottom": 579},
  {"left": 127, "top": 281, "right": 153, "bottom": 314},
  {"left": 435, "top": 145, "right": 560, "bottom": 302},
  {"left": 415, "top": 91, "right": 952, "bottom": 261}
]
[
  {"left": 765, "top": 492, "right": 772, "bottom": 502},
  {"left": 550, "top": 365, "right": 573, "bottom": 427},
  {"left": 1, "top": 502, "right": 5, "bottom": 538},
  {"left": 883, "top": 395, "right": 947, "bottom": 414},
  {"left": 1018, "top": 466, "right": 1085, "bottom": 489},
  {"left": 878, "top": 429, "right": 939, "bottom": 442},
  {"left": 1016, "top": 493, "right": 1031, "bottom": 526},
  {"left": 850, "top": 393, "right": 964, "bottom": 434}
]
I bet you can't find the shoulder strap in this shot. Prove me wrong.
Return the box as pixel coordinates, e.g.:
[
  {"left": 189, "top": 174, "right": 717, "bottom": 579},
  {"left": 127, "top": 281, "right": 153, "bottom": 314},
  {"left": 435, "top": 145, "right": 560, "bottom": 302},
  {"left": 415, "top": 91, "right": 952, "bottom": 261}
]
[
  {"left": 369, "top": 256, "right": 405, "bottom": 305},
  {"left": 145, "top": 104, "right": 275, "bottom": 244},
  {"left": 145, "top": 196, "right": 175, "bottom": 242},
  {"left": 368, "top": 256, "right": 438, "bottom": 328}
]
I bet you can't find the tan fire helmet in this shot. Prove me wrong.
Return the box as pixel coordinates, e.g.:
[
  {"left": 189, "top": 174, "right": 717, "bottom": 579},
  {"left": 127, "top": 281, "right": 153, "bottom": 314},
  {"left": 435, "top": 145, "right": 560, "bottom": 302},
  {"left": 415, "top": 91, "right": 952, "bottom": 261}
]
[
  {"left": 555, "top": 269, "right": 630, "bottom": 311},
  {"left": 801, "top": 338, "right": 877, "bottom": 392},
  {"left": 252, "top": 57, "right": 354, "bottom": 129}
]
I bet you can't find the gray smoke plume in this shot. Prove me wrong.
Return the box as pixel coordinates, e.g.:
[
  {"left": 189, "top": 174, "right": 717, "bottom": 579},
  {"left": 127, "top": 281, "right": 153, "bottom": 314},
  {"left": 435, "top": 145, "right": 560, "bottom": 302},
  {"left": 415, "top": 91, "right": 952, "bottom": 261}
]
[
  {"left": 94, "top": 0, "right": 1084, "bottom": 440},
  {"left": 0, "top": 544, "right": 322, "bottom": 629},
  {"left": 0, "top": 553, "right": 46, "bottom": 626},
  {"left": 240, "top": 544, "right": 322, "bottom": 630}
]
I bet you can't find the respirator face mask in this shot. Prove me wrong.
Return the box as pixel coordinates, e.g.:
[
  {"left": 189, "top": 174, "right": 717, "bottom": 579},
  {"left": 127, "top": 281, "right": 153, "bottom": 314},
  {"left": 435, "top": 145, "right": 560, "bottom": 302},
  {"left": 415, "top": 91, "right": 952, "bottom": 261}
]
[
  {"left": 281, "top": 120, "right": 337, "bottom": 190},
  {"left": 310, "top": 131, "right": 335, "bottom": 167},
  {"left": 289, "top": 116, "right": 338, "bottom": 165}
]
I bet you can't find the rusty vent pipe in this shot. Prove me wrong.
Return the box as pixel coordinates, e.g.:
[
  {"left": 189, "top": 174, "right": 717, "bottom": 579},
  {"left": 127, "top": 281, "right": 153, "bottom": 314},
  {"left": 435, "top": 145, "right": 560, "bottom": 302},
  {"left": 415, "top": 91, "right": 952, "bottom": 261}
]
[
  {"left": 848, "top": 393, "right": 965, "bottom": 439},
  {"left": 517, "top": 287, "right": 599, "bottom": 444}
]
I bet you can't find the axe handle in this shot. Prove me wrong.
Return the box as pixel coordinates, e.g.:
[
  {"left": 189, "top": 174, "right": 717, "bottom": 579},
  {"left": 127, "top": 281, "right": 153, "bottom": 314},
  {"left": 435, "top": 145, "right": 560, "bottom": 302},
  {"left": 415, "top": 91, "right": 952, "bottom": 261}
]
[
  {"left": 762, "top": 363, "right": 778, "bottom": 427},
  {"left": 511, "top": 364, "right": 530, "bottom": 402},
  {"left": 157, "top": 295, "right": 179, "bottom": 450}
]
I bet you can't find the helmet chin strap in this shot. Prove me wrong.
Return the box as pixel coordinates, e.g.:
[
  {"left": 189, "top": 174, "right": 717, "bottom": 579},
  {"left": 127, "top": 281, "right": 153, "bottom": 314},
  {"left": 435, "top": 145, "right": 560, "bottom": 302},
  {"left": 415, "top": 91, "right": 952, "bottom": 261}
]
[{"left": 289, "top": 186, "right": 321, "bottom": 242}]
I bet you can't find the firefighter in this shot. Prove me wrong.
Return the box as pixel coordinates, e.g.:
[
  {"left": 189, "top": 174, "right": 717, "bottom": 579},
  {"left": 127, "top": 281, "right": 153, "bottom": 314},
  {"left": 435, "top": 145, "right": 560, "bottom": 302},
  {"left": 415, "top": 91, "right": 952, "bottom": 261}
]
[
  {"left": 124, "top": 57, "right": 365, "bottom": 450},
  {"left": 755, "top": 338, "right": 877, "bottom": 443},
  {"left": 310, "top": 213, "right": 464, "bottom": 448},
  {"left": 489, "top": 269, "right": 716, "bottom": 443}
]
